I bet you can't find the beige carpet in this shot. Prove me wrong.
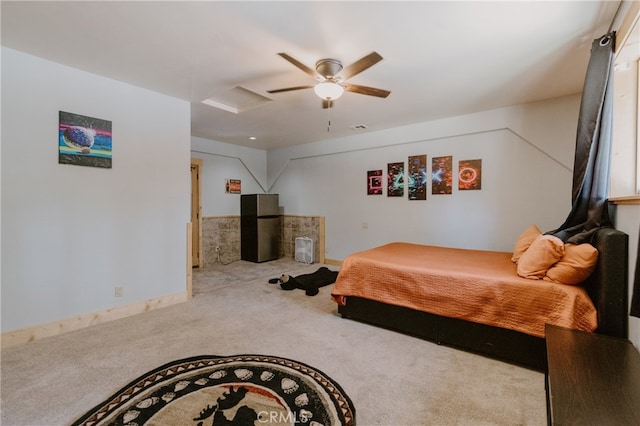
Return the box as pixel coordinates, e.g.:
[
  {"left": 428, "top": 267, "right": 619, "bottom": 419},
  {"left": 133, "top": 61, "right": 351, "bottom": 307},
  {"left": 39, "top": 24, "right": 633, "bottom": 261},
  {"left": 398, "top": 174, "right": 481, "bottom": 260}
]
[{"left": 1, "top": 260, "right": 546, "bottom": 425}]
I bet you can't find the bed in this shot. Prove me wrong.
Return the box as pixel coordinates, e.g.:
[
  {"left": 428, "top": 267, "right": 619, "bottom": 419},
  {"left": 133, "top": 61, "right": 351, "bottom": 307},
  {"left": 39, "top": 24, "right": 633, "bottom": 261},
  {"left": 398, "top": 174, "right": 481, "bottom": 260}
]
[{"left": 332, "top": 227, "right": 628, "bottom": 371}]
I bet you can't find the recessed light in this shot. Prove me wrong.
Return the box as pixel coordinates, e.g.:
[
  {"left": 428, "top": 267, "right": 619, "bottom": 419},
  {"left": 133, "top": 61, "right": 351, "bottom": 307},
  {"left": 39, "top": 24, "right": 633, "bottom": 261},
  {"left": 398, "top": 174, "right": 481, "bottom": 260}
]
[{"left": 249, "top": 136, "right": 257, "bottom": 140}]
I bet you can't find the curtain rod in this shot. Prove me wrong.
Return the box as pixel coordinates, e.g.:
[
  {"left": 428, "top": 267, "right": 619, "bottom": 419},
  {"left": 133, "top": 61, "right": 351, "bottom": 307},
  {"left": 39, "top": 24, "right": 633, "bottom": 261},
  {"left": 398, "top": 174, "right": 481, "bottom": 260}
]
[{"left": 608, "top": 0, "right": 624, "bottom": 33}]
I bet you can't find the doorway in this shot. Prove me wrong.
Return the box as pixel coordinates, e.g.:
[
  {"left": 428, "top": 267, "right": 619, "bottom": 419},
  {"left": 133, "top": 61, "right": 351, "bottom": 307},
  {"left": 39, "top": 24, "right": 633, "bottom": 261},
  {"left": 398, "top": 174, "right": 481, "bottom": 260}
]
[{"left": 191, "top": 158, "right": 203, "bottom": 268}]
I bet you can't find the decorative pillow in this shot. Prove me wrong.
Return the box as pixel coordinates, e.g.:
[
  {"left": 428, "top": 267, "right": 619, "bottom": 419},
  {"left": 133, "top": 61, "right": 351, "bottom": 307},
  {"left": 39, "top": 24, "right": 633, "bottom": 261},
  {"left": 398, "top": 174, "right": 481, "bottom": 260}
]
[
  {"left": 517, "top": 234, "right": 565, "bottom": 279},
  {"left": 511, "top": 224, "right": 542, "bottom": 263},
  {"left": 543, "top": 243, "right": 598, "bottom": 286}
]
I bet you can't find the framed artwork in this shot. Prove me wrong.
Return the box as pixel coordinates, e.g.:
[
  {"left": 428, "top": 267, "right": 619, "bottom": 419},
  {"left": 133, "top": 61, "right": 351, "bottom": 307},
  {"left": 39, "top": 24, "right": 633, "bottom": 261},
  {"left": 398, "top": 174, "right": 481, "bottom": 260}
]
[
  {"left": 387, "top": 162, "right": 404, "bottom": 197},
  {"left": 225, "top": 179, "right": 241, "bottom": 194},
  {"left": 458, "top": 159, "right": 482, "bottom": 190},
  {"left": 59, "top": 111, "right": 112, "bottom": 168},
  {"left": 408, "top": 154, "right": 427, "bottom": 200},
  {"left": 367, "top": 170, "right": 383, "bottom": 195},
  {"left": 432, "top": 155, "right": 452, "bottom": 194}
]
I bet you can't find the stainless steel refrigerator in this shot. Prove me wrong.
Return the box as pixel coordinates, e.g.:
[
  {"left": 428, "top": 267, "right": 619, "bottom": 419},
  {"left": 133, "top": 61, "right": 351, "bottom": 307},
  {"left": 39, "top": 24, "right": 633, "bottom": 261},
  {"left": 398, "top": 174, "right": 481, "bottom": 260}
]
[{"left": 241, "top": 194, "right": 280, "bottom": 262}]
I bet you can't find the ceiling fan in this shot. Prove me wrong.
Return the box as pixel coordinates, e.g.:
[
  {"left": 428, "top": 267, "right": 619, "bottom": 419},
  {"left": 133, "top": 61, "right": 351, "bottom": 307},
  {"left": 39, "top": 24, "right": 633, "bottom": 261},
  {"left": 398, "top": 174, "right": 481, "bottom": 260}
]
[{"left": 267, "top": 52, "right": 390, "bottom": 108}]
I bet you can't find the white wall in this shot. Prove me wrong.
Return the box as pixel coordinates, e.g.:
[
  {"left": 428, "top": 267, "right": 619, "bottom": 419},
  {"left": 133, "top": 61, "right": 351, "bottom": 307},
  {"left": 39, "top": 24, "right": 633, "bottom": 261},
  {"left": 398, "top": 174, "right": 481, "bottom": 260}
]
[
  {"left": 610, "top": 2, "right": 640, "bottom": 349},
  {"left": 1, "top": 47, "right": 191, "bottom": 332},
  {"left": 614, "top": 205, "right": 640, "bottom": 349},
  {"left": 191, "top": 137, "right": 267, "bottom": 216},
  {"left": 268, "top": 96, "right": 580, "bottom": 259}
]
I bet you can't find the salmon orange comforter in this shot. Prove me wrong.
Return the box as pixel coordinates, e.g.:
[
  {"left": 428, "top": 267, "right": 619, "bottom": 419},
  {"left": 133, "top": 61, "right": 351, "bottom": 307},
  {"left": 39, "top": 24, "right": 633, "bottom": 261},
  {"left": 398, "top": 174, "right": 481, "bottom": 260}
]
[{"left": 331, "top": 242, "right": 597, "bottom": 338}]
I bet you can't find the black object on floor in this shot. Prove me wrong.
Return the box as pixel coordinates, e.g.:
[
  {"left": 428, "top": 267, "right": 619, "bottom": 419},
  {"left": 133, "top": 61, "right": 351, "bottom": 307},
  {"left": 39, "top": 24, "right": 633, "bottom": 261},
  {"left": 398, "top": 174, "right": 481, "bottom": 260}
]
[{"left": 271, "top": 267, "right": 339, "bottom": 296}]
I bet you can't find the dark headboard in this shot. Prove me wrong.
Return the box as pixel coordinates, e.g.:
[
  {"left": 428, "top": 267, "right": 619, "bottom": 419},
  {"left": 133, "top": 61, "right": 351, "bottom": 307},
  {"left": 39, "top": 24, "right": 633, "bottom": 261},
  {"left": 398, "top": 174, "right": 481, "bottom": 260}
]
[{"left": 584, "top": 227, "right": 629, "bottom": 339}]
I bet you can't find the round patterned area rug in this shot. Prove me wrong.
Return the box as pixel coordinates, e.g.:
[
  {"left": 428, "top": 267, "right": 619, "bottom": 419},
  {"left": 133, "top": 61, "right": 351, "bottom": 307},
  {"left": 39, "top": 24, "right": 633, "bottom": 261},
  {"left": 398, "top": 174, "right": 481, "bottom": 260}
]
[{"left": 72, "top": 354, "right": 355, "bottom": 426}]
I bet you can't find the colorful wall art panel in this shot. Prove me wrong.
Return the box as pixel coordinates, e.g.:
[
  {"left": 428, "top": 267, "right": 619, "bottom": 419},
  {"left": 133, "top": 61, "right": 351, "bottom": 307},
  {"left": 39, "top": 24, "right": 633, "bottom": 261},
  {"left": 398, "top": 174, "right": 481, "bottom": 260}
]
[
  {"left": 387, "top": 162, "right": 404, "bottom": 197},
  {"left": 367, "top": 170, "right": 383, "bottom": 195},
  {"left": 432, "top": 155, "right": 452, "bottom": 194},
  {"left": 458, "top": 159, "right": 482, "bottom": 190},
  {"left": 408, "top": 154, "right": 427, "bottom": 200},
  {"left": 59, "top": 111, "right": 112, "bottom": 168}
]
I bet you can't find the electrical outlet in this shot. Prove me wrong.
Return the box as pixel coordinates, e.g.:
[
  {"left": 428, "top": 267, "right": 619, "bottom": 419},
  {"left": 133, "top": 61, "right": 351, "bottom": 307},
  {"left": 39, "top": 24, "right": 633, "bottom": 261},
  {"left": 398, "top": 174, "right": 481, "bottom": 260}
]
[{"left": 115, "top": 286, "right": 123, "bottom": 297}]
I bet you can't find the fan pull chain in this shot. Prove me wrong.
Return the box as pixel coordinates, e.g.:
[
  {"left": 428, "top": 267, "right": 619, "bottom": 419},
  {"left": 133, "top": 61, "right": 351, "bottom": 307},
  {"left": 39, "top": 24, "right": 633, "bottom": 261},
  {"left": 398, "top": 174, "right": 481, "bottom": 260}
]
[{"left": 327, "top": 102, "right": 331, "bottom": 132}]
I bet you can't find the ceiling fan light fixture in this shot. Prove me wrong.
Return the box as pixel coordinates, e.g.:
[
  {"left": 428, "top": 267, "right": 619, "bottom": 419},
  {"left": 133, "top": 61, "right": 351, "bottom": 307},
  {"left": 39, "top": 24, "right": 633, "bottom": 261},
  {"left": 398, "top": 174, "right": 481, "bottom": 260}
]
[{"left": 314, "top": 82, "right": 344, "bottom": 100}]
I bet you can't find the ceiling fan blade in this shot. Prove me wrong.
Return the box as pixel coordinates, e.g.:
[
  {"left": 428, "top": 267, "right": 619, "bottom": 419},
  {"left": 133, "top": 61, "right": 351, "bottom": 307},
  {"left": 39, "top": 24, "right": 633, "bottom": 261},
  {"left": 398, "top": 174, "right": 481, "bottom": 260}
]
[
  {"left": 340, "top": 52, "right": 383, "bottom": 80},
  {"left": 277, "top": 53, "right": 317, "bottom": 78},
  {"left": 267, "top": 85, "right": 314, "bottom": 94},
  {"left": 343, "top": 83, "right": 390, "bottom": 98},
  {"left": 322, "top": 99, "right": 333, "bottom": 109}
]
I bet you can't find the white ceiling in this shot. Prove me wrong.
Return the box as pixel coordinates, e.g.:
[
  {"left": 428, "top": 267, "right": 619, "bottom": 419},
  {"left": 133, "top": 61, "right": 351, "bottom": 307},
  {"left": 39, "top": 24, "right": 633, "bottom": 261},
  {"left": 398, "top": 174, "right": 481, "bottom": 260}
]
[{"left": 1, "top": 1, "right": 620, "bottom": 150}]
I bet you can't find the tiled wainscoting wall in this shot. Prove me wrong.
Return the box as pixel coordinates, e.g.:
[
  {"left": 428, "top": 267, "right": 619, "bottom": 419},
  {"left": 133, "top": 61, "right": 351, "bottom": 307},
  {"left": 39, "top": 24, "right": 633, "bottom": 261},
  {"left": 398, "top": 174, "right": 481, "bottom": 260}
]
[
  {"left": 201, "top": 215, "right": 240, "bottom": 267},
  {"left": 201, "top": 215, "right": 325, "bottom": 267},
  {"left": 281, "top": 215, "right": 325, "bottom": 264}
]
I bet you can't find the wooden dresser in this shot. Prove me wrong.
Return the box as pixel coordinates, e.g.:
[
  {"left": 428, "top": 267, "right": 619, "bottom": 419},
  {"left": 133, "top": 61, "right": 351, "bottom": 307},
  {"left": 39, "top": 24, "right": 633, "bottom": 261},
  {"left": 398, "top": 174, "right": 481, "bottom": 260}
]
[{"left": 545, "top": 324, "right": 640, "bottom": 425}]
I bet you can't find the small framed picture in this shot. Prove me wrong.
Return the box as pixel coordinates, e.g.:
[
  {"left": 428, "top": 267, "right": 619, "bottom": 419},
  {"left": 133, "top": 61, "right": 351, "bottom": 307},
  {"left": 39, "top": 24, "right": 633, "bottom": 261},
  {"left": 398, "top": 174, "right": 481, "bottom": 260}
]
[
  {"left": 59, "top": 111, "right": 112, "bottom": 168},
  {"left": 225, "top": 179, "right": 241, "bottom": 194}
]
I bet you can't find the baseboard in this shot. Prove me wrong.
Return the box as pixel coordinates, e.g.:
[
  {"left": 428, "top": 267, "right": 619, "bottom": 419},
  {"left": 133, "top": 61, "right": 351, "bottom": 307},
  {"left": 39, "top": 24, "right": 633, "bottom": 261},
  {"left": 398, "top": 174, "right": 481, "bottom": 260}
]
[
  {"left": 324, "top": 258, "right": 343, "bottom": 266},
  {"left": 1, "top": 292, "right": 188, "bottom": 348}
]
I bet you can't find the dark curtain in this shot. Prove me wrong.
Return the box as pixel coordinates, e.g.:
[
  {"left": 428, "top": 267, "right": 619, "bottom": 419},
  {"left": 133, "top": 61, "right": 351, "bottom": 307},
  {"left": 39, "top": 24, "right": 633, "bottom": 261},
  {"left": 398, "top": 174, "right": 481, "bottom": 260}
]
[
  {"left": 548, "top": 32, "right": 616, "bottom": 244},
  {"left": 630, "top": 226, "right": 640, "bottom": 317}
]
